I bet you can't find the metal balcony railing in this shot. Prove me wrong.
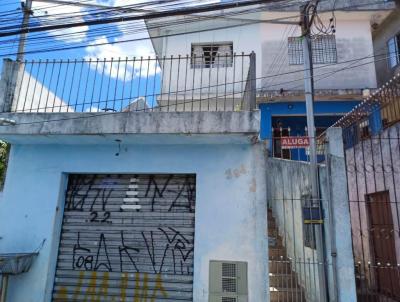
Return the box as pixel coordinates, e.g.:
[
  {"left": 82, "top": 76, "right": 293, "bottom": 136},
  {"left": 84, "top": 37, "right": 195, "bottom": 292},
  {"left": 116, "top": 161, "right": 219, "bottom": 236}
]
[{"left": 0, "top": 53, "right": 256, "bottom": 113}]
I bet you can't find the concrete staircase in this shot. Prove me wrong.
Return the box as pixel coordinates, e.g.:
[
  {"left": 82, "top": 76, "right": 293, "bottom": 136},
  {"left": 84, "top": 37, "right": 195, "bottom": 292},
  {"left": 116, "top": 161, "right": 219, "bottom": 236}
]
[{"left": 268, "top": 208, "right": 306, "bottom": 302}]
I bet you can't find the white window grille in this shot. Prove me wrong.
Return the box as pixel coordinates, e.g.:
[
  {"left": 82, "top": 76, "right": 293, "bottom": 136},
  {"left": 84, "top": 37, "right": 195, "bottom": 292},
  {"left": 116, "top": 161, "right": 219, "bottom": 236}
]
[
  {"left": 191, "top": 42, "right": 233, "bottom": 68},
  {"left": 288, "top": 35, "right": 337, "bottom": 65}
]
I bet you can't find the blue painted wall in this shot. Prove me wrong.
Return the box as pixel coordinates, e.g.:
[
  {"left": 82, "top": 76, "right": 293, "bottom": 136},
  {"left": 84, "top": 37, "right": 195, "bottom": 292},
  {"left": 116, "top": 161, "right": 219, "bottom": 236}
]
[
  {"left": 259, "top": 101, "right": 360, "bottom": 140},
  {"left": 259, "top": 101, "right": 360, "bottom": 161},
  {"left": 0, "top": 139, "right": 267, "bottom": 302}
]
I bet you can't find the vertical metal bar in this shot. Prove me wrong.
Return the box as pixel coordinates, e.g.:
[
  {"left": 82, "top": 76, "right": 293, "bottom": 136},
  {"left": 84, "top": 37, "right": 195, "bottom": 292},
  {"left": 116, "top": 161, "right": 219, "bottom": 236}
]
[
  {"left": 66, "top": 59, "right": 76, "bottom": 113},
  {"left": 159, "top": 56, "right": 166, "bottom": 111},
  {"left": 113, "top": 58, "right": 121, "bottom": 111},
  {"left": 184, "top": 55, "right": 189, "bottom": 112},
  {"left": 152, "top": 57, "right": 158, "bottom": 111},
  {"left": 215, "top": 55, "right": 219, "bottom": 111},
  {"left": 105, "top": 58, "right": 114, "bottom": 111},
  {"left": 22, "top": 60, "right": 34, "bottom": 112},
  {"left": 97, "top": 58, "right": 106, "bottom": 111},
  {"left": 81, "top": 58, "right": 91, "bottom": 112},
  {"left": 191, "top": 55, "right": 196, "bottom": 112},
  {"left": 176, "top": 55, "right": 181, "bottom": 112},
  {"left": 121, "top": 57, "right": 128, "bottom": 112},
  {"left": 136, "top": 57, "right": 143, "bottom": 109},
  {"left": 393, "top": 126, "right": 400, "bottom": 235},
  {"left": 167, "top": 55, "right": 173, "bottom": 112},
  {"left": 59, "top": 59, "right": 70, "bottom": 112},
  {"left": 90, "top": 59, "right": 99, "bottom": 113},
  {"left": 241, "top": 52, "right": 244, "bottom": 110},
  {"left": 232, "top": 53, "right": 236, "bottom": 111},
  {"left": 51, "top": 60, "right": 63, "bottom": 112},
  {"left": 143, "top": 56, "right": 150, "bottom": 112},
  {"left": 29, "top": 59, "right": 41, "bottom": 112},
  {"left": 128, "top": 57, "right": 135, "bottom": 110},
  {"left": 199, "top": 55, "right": 204, "bottom": 112},
  {"left": 207, "top": 54, "right": 212, "bottom": 111},
  {"left": 224, "top": 54, "right": 228, "bottom": 111},
  {"left": 73, "top": 59, "right": 84, "bottom": 112},
  {"left": 249, "top": 51, "right": 257, "bottom": 111}
]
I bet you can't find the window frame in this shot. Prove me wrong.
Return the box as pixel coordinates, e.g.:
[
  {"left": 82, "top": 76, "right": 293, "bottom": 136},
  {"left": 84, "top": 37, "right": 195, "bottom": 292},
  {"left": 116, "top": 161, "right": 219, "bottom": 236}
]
[
  {"left": 288, "top": 34, "right": 338, "bottom": 66},
  {"left": 190, "top": 42, "right": 233, "bottom": 69},
  {"left": 387, "top": 33, "right": 400, "bottom": 69},
  {"left": 301, "top": 194, "right": 318, "bottom": 250}
]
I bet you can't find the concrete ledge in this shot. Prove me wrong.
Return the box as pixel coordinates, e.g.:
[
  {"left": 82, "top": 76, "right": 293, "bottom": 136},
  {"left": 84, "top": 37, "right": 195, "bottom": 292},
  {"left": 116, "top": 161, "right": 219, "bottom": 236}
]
[{"left": 0, "top": 111, "right": 260, "bottom": 145}]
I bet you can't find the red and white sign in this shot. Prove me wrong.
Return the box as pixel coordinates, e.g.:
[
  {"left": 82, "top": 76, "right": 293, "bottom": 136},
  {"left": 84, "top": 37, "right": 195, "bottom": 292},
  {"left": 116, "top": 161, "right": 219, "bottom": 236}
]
[{"left": 281, "top": 136, "right": 310, "bottom": 149}]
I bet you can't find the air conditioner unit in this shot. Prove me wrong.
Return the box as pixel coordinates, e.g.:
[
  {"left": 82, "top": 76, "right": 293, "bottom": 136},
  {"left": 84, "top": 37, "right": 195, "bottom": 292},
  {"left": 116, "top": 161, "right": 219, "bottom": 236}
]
[{"left": 209, "top": 261, "right": 248, "bottom": 302}]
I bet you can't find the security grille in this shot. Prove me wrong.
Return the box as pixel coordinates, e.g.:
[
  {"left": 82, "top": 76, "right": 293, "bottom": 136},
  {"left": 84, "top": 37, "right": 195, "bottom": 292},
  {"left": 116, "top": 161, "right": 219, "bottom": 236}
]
[
  {"left": 222, "top": 263, "right": 237, "bottom": 293},
  {"left": 222, "top": 297, "right": 237, "bottom": 302},
  {"left": 288, "top": 34, "right": 337, "bottom": 65},
  {"left": 209, "top": 261, "right": 248, "bottom": 302},
  {"left": 191, "top": 42, "right": 233, "bottom": 68},
  {"left": 52, "top": 174, "right": 196, "bottom": 301}
]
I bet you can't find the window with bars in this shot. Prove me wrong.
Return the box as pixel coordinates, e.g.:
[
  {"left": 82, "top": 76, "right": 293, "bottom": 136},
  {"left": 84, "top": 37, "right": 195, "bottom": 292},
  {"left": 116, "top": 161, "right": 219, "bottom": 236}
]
[
  {"left": 191, "top": 42, "right": 233, "bottom": 69},
  {"left": 288, "top": 35, "right": 337, "bottom": 65},
  {"left": 302, "top": 194, "right": 317, "bottom": 250},
  {"left": 387, "top": 34, "right": 400, "bottom": 69}
]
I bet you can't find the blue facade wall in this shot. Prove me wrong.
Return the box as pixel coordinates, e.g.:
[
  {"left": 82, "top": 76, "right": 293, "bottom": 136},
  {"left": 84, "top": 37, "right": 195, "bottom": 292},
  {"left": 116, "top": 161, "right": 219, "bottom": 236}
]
[
  {"left": 259, "top": 101, "right": 360, "bottom": 161},
  {"left": 259, "top": 101, "right": 360, "bottom": 140},
  {"left": 0, "top": 140, "right": 267, "bottom": 302}
]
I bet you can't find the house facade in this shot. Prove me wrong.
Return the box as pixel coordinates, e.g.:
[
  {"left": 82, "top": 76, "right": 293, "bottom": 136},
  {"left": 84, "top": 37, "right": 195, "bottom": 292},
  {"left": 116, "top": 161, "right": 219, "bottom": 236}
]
[
  {"left": 372, "top": 8, "right": 400, "bottom": 86},
  {"left": 146, "top": 3, "right": 394, "bottom": 159},
  {"left": 0, "top": 1, "right": 397, "bottom": 302}
]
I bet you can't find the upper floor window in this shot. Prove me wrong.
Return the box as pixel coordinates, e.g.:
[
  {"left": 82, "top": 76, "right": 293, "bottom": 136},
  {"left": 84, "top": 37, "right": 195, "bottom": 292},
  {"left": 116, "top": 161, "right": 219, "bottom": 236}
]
[
  {"left": 191, "top": 42, "right": 233, "bottom": 69},
  {"left": 388, "top": 34, "right": 400, "bottom": 69},
  {"left": 288, "top": 34, "right": 337, "bottom": 65}
]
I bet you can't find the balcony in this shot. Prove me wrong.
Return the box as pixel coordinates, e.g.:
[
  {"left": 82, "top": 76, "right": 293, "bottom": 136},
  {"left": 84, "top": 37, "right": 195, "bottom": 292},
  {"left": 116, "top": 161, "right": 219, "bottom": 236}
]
[
  {"left": 0, "top": 54, "right": 259, "bottom": 144},
  {"left": 0, "top": 53, "right": 256, "bottom": 114}
]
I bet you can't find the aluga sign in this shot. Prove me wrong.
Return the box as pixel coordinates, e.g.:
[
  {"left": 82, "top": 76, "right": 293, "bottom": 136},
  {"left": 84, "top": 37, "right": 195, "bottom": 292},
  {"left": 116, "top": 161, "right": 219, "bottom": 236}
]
[{"left": 281, "top": 136, "right": 310, "bottom": 149}]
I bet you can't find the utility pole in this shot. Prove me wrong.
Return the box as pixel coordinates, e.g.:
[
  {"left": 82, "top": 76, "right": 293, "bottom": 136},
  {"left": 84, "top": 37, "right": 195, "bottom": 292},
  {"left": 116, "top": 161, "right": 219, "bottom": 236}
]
[
  {"left": 17, "top": 0, "right": 32, "bottom": 61},
  {"left": 300, "top": 1, "right": 328, "bottom": 301}
]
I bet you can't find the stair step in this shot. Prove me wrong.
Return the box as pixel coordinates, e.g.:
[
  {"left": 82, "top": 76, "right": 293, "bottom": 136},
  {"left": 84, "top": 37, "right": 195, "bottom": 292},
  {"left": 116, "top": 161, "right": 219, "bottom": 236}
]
[
  {"left": 269, "top": 260, "right": 291, "bottom": 274},
  {"left": 270, "top": 287, "right": 305, "bottom": 302},
  {"left": 269, "top": 247, "right": 287, "bottom": 258},
  {"left": 269, "top": 273, "right": 298, "bottom": 287},
  {"left": 268, "top": 228, "right": 278, "bottom": 237}
]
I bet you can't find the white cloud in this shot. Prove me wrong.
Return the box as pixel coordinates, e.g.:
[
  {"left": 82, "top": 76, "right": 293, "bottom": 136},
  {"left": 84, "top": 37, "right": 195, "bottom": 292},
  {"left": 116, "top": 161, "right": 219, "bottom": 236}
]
[
  {"left": 84, "top": 0, "right": 160, "bottom": 78},
  {"left": 32, "top": 1, "right": 89, "bottom": 43},
  {"left": 85, "top": 35, "right": 161, "bottom": 79}
]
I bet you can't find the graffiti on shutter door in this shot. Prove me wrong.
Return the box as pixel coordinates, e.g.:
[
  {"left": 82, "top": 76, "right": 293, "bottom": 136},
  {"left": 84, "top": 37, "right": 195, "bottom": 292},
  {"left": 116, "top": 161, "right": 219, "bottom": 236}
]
[{"left": 52, "top": 174, "right": 196, "bottom": 302}]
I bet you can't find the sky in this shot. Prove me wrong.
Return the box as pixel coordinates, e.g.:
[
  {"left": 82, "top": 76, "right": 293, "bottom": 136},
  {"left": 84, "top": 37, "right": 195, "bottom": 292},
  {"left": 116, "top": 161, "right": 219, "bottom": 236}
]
[
  {"left": 0, "top": 0, "right": 223, "bottom": 111},
  {"left": 0, "top": 0, "right": 156, "bottom": 60},
  {"left": 0, "top": 0, "right": 248, "bottom": 112}
]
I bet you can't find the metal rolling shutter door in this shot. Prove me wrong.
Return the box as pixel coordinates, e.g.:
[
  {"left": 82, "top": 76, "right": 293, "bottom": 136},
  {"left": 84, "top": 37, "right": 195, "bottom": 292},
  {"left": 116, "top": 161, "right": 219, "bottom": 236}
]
[{"left": 52, "top": 174, "right": 196, "bottom": 301}]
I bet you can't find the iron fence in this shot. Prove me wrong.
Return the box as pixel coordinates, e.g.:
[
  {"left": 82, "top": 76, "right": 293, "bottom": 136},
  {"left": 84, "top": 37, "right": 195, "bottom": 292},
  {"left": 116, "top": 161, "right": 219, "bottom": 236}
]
[
  {"left": 328, "top": 72, "right": 400, "bottom": 301},
  {"left": 271, "top": 127, "right": 326, "bottom": 162},
  {"left": 267, "top": 158, "right": 332, "bottom": 302},
  {"left": 0, "top": 53, "right": 256, "bottom": 113}
]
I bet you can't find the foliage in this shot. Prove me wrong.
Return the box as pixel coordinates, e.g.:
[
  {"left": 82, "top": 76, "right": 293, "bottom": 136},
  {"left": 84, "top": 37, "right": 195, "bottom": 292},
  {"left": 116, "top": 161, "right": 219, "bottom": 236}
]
[{"left": 0, "top": 141, "right": 9, "bottom": 189}]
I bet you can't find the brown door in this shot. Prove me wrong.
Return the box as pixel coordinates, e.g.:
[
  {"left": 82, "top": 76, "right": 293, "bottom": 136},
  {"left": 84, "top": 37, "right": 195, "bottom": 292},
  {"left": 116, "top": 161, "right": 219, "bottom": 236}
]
[{"left": 367, "top": 191, "right": 400, "bottom": 299}]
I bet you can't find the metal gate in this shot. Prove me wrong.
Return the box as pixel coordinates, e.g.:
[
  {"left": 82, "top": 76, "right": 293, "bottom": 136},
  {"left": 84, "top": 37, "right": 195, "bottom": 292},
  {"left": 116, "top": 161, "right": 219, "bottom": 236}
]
[
  {"left": 338, "top": 74, "right": 400, "bottom": 301},
  {"left": 52, "top": 174, "right": 196, "bottom": 301}
]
